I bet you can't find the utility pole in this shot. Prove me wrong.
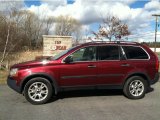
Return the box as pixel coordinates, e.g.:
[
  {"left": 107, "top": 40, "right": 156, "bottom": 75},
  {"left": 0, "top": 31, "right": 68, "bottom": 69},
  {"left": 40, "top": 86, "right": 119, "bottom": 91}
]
[{"left": 152, "top": 14, "right": 160, "bottom": 52}]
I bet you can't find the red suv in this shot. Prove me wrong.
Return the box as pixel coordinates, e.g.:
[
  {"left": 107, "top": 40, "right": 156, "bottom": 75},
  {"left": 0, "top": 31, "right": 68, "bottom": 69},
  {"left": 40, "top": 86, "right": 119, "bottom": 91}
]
[{"left": 7, "top": 41, "right": 159, "bottom": 104}]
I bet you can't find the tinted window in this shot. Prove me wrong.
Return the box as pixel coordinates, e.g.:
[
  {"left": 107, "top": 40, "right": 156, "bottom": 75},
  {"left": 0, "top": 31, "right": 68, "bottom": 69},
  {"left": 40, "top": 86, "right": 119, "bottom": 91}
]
[
  {"left": 98, "top": 46, "right": 119, "bottom": 60},
  {"left": 122, "top": 46, "right": 148, "bottom": 59},
  {"left": 69, "top": 46, "right": 96, "bottom": 62}
]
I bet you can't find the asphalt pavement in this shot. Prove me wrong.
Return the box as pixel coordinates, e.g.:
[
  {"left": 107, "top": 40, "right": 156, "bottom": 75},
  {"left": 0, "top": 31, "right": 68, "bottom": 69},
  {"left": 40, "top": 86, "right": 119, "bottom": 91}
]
[{"left": 0, "top": 82, "right": 160, "bottom": 120}]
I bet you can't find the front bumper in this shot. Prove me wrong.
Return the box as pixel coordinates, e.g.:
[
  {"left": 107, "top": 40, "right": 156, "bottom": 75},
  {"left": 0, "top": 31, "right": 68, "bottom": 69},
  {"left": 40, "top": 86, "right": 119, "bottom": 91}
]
[
  {"left": 7, "top": 77, "right": 21, "bottom": 93},
  {"left": 150, "top": 73, "right": 159, "bottom": 85}
]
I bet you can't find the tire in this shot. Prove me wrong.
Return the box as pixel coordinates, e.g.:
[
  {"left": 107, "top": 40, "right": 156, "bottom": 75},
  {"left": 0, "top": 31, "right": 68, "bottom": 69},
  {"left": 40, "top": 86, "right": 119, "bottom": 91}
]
[
  {"left": 123, "top": 76, "right": 148, "bottom": 99},
  {"left": 24, "top": 77, "right": 53, "bottom": 105}
]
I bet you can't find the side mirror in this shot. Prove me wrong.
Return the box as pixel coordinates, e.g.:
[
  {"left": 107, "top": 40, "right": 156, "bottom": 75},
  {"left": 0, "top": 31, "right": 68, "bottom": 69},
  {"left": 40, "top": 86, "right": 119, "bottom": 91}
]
[{"left": 64, "top": 56, "right": 73, "bottom": 63}]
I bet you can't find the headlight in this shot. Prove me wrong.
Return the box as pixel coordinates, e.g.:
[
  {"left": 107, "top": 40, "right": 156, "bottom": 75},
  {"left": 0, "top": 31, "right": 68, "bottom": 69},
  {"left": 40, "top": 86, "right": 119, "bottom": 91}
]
[{"left": 10, "top": 68, "right": 18, "bottom": 76}]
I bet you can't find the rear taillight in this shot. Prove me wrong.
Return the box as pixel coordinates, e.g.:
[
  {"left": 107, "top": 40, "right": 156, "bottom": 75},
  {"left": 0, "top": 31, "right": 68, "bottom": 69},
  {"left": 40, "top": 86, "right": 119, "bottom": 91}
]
[{"left": 155, "top": 53, "right": 159, "bottom": 72}]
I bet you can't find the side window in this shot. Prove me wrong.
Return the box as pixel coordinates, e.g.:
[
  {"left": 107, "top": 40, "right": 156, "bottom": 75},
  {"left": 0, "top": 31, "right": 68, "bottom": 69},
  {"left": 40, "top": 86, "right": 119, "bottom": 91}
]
[
  {"left": 122, "top": 46, "right": 149, "bottom": 59},
  {"left": 70, "top": 46, "right": 96, "bottom": 62},
  {"left": 98, "top": 46, "right": 119, "bottom": 60}
]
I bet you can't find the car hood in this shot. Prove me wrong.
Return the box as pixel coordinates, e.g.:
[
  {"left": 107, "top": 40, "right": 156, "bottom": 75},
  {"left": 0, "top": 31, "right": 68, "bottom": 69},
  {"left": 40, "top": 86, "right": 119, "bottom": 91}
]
[{"left": 11, "top": 59, "right": 57, "bottom": 69}]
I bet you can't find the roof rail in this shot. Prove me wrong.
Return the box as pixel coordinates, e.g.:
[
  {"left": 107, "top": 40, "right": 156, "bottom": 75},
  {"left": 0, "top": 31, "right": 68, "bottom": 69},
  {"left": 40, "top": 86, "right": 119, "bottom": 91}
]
[
  {"left": 82, "top": 40, "right": 140, "bottom": 45},
  {"left": 116, "top": 41, "right": 140, "bottom": 44}
]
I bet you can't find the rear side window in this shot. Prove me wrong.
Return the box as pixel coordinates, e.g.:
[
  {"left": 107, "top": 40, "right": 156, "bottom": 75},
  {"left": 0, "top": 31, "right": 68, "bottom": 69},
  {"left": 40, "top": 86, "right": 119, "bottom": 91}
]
[
  {"left": 122, "top": 46, "right": 149, "bottom": 59},
  {"left": 98, "top": 46, "right": 119, "bottom": 60}
]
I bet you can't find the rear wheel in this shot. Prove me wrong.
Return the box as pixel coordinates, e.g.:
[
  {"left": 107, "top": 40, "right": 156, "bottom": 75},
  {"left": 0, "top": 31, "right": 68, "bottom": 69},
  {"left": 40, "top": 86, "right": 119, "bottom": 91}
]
[
  {"left": 24, "top": 77, "right": 53, "bottom": 105},
  {"left": 123, "top": 76, "right": 147, "bottom": 99}
]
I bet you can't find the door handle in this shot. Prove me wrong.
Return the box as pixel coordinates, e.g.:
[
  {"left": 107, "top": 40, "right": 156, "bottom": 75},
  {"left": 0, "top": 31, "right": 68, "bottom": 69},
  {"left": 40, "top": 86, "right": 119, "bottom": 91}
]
[
  {"left": 88, "top": 65, "right": 96, "bottom": 68},
  {"left": 121, "top": 63, "right": 130, "bottom": 67}
]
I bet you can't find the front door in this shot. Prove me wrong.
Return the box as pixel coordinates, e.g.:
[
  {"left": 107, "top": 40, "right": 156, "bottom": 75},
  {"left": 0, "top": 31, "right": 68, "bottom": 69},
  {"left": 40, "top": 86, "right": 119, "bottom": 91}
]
[{"left": 59, "top": 46, "right": 97, "bottom": 87}]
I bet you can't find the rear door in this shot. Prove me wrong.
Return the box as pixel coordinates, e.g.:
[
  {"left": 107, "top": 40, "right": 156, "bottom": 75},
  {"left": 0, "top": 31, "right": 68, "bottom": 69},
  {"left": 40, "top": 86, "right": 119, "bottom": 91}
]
[{"left": 96, "top": 45, "right": 132, "bottom": 85}]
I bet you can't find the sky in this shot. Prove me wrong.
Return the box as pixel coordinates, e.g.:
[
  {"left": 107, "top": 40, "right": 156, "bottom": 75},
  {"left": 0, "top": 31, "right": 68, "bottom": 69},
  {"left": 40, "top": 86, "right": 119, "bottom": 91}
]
[{"left": 0, "top": 0, "right": 160, "bottom": 42}]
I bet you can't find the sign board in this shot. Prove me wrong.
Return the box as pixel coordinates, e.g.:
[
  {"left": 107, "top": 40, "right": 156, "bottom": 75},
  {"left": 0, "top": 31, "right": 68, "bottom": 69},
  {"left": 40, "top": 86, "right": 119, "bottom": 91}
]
[{"left": 43, "top": 35, "right": 73, "bottom": 56}]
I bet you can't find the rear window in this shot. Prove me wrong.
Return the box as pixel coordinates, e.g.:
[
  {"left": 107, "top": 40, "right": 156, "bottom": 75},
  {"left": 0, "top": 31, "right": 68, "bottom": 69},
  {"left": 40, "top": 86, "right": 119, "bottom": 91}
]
[{"left": 122, "top": 46, "right": 149, "bottom": 59}]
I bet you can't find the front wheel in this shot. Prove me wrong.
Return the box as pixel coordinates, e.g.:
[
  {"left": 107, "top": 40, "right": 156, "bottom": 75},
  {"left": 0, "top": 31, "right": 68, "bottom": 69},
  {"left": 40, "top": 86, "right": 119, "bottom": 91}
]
[
  {"left": 123, "top": 76, "right": 148, "bottom": 99},
  {"left": 24, "top": 77, "right": 53, "bottom": 105}
]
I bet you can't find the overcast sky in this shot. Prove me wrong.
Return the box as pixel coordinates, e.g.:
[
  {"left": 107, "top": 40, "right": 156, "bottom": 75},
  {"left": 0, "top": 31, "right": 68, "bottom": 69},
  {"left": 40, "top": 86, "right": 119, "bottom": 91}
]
[{"left": 0, "top": 0, "right": 160, "bottom": 42}]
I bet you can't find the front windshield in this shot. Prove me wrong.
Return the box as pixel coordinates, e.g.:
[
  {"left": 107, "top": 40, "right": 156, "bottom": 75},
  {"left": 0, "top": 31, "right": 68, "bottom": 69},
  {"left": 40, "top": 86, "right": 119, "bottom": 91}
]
[{"left": 51, "top": 46, "right": 77, "bottom": 60}]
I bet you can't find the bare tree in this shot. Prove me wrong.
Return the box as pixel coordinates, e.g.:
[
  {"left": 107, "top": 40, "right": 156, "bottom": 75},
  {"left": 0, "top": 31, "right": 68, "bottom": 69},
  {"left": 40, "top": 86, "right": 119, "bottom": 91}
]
[
  {"left": 55, "top": 15, "right": 81, "bottom": 36},
  {"left": 0, "top": 9, "right": 55, "bottom": 52},
  {"left": 0, "top": 6, "right": 24, "bottom": 67},
  {"left": 43, "top": 17, "right": 55, "bottom": 35},
  {"left": 93, "top": 16, "right": 130, "bottom": 41},
  {"left": 18, "top": 11, "right": 43, "bottom": 48},
  {"left": 0, "top": 2, "right": 58, "bottom": 69},
  {"left": 0, "top": 4, "right": 16, "bottom": 66},
  {"left": 0, "top": 18, "right": 11, "bottom": 64}
]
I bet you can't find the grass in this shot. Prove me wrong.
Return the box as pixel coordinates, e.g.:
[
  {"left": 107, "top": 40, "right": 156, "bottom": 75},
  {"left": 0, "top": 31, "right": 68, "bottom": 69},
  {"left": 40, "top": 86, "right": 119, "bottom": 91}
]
[{"left": 0, "top": 70, "right": 8, "bottom": 84}]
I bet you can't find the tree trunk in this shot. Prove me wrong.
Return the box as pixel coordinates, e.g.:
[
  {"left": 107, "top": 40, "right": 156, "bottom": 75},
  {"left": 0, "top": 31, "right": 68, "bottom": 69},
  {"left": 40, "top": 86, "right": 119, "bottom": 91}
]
[{"left": 0, "top": 22, "right": 11, "bottom": 65}]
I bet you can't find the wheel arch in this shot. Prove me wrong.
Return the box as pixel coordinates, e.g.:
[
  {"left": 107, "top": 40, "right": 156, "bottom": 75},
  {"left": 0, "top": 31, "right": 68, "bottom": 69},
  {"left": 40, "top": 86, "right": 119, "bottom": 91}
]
[
  {"left": 20, "top": 73, "right": 59, "bottom": 95},
  {"left": 123, "top": 72, "right": 150, "bottom": 87}
]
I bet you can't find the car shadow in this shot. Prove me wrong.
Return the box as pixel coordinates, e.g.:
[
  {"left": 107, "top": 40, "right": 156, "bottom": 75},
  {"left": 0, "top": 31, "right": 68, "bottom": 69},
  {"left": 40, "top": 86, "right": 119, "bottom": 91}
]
[
  {"left": 48, "top": 89, "right": 123, "bottom": 103},
  {"left": 48, "top": 86, "right": 155, "bottom": 103},
  {"left": 146, "top": 86, "right": 154, "bottom": 93}
]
